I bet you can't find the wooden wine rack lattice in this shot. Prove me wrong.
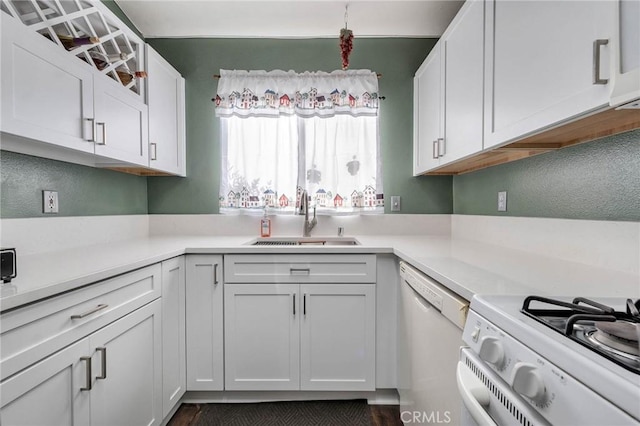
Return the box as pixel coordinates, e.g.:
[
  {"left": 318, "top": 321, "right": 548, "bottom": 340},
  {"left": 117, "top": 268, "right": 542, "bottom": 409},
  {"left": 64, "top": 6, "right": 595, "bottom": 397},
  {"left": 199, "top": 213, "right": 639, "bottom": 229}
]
[{"left": 0, "top": 0, "right": 144, "bottom": 96}]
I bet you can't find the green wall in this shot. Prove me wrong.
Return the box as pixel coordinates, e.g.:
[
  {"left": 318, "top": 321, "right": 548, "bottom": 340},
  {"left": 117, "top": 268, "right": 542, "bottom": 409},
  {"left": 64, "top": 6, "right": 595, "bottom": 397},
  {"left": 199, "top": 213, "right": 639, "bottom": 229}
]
[
  {"left": 453, "top": 129, "right": 640, "bottom": 221},
  {"left": 0, "top": 151, "right": 148, "bottom": 218},
  {"left": 145, "top": 38, "right": 453, "bottom": 214}
]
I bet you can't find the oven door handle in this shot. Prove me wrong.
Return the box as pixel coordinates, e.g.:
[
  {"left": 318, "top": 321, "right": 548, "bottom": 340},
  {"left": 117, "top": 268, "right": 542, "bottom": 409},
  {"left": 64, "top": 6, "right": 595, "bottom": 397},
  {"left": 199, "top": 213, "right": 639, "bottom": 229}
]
[{"left": 457, "top": 361, "right": 497, "bottom": 426}]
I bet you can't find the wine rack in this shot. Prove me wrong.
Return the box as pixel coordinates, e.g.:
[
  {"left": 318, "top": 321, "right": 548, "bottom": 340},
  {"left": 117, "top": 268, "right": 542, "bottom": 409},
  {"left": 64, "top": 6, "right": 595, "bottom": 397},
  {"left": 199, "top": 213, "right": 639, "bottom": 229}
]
[{"left": 0, "top": 0, "right": 144, "bottom": 97}]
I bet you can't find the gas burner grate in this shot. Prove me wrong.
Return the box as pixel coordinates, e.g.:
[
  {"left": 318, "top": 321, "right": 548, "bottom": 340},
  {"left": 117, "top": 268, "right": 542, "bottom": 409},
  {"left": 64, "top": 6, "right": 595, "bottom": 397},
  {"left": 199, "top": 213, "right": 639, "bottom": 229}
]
[{"left": 521, "top": 295, "right": 640, "bottom": 375}]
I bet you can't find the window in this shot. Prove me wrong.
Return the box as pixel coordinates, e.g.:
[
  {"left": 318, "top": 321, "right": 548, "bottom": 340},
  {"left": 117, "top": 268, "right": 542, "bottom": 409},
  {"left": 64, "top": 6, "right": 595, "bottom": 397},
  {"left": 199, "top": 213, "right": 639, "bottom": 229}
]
[{"left": 216, "top": 69, "right": 383, "bottom": 215}]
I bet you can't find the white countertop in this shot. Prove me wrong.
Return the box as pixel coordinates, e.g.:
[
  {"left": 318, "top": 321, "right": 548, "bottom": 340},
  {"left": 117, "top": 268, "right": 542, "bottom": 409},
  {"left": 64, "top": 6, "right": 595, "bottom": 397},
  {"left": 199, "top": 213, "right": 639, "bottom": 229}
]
[{"left": 2, "top": 234, "right": 638, "bottom": 312}]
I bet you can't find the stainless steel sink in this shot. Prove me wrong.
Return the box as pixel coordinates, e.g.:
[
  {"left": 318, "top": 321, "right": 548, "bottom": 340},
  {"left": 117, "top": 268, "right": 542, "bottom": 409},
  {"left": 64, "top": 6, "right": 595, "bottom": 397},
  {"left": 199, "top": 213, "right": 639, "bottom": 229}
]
[{"left": 248, "top": 237, "right": 360, "bottom": 246}]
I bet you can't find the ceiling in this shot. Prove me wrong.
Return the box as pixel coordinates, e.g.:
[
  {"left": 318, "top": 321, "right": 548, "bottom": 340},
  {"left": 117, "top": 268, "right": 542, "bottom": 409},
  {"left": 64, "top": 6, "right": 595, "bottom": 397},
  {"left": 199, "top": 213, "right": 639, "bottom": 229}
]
[{"left": 114, "top": 0, "right": 464, "bottom": 39}]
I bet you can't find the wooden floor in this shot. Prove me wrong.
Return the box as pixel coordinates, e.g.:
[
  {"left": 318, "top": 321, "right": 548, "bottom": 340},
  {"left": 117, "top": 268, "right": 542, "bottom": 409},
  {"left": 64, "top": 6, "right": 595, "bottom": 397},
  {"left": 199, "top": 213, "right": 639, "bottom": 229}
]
[{"left": 168, "top": 402, "right": 404, "bottom": 426}]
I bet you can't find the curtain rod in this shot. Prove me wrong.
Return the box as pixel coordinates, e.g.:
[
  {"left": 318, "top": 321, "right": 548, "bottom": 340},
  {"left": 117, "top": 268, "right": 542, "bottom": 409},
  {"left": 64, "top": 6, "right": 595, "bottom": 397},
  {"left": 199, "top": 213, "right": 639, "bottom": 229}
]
[{"left": 213, "top": 73, "right": 382, "bottom": 79}]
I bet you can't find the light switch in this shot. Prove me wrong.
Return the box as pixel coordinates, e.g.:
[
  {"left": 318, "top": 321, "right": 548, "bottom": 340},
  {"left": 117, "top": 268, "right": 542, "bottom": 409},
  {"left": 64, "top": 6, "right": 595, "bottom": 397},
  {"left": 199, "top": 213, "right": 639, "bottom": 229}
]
[
  {"left": 391, "top": 196, "right": 401, "bottom": 212},
  {"left": 497, "top": 191, "right": 507, "bottom": 212}
]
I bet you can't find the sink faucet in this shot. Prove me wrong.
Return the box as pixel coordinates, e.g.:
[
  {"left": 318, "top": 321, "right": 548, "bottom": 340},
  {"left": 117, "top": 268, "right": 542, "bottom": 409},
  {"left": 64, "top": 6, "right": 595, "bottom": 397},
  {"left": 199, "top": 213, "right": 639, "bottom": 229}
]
[{"left": 299, "top": 190, "right": 317, "bottom": 237}]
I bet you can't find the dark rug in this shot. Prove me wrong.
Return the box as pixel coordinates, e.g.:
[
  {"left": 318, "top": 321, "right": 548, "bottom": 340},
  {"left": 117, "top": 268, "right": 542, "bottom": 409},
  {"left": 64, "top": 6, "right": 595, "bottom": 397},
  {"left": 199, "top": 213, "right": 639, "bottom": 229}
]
[{"left": 191, "top": 399, "right": 371, "bottom": 426}]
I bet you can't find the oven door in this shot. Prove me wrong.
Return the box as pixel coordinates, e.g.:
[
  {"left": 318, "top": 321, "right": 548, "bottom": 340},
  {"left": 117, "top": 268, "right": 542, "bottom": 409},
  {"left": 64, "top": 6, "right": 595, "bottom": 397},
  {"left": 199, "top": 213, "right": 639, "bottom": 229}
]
[{"left": 457, "top": 348, "right": 550, "bottom": 426}]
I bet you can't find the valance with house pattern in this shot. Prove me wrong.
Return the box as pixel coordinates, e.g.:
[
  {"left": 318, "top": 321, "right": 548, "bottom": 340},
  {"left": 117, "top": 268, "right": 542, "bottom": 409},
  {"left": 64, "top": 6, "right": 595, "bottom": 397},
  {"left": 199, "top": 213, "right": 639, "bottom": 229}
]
[{"left": 214, "top": 69, "right": 379, "bottom": 118}]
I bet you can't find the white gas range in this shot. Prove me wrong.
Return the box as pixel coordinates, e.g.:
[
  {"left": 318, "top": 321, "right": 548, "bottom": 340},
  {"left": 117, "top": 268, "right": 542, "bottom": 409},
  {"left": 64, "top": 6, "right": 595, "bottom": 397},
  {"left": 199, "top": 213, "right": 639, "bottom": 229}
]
[{"left": 458, "top": 295, "right": 640, "bottom": 425}]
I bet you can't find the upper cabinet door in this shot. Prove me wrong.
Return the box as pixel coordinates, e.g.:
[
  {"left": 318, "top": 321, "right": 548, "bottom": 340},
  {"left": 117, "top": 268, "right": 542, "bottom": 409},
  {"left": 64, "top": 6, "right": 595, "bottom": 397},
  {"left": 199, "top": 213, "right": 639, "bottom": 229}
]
[
  {"left": 93, "top": 76, "right": 149, "bottom": 166},
  {"left": 413, "top": 0, "right": 485, "bottom": 175},
  {"left": 611, "top": 0, "right": 640, "bottom": 106},
  {"left": 484, "top": 0, "right": 616, "bottom": 149},
  {"left": 146, "top": 46, "right": 186, "bottom": 176},
  {"left": 442, "top": 0, "right": 485, "bottom": 164},
  {"left": 0, "top": 13, "right": 95, "bottom": 154},
  {"left": 413, "top": 43, "right": 443, "bottom": 175}
]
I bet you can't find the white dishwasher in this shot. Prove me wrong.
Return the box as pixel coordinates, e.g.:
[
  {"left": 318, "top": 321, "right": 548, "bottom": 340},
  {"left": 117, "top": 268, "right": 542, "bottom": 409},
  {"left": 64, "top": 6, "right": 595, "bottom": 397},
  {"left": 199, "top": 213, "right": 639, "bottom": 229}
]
[{"left": 398, "top": 261, "right": 469, "bottom": 425}]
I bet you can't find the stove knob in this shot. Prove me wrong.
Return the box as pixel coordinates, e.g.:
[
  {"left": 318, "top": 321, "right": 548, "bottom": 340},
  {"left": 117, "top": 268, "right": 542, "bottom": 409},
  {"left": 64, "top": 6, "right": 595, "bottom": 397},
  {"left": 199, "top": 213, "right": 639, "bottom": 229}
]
[
  {"left": 478, "top": 336, "right": 505, "bottom": 367},
  {"left": 511, "top": 362, "right": 546, "bottom": 404}
]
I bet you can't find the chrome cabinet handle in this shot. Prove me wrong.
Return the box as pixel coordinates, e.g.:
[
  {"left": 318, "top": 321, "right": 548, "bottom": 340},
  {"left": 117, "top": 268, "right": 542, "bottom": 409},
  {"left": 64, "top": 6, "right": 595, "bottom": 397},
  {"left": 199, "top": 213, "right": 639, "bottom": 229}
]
[
  {"left": 593, "top": 39, "right": 609, "bottom": 85},
  {"left": 96, "top": 122, "right": 107, "bottom": 145},
  {"left": 293, "top": 294, "right": 296, "bottom": 316},
  {"left": 80, "top": 356, "right": 92, "bottom": 391},
  {"left": 213, "top": 264, "right": 219, "bottom": 285},
  {"left": 150, "top": 142, "right": 157, "bottom": 160},
  {"left": 71, "top": 304, "right": 108, "bottom": 320},
  {"left": 438, "top": 137, "right": 445, "bottom": 157},
  {"left": 85, "top": 118, "right": 96, "bottom": 142},
  {"left": 290, "top": 268, "right": 310, "bottom": 275},
  {"left": 432, "top": 140, "right": 439, "bottom": 159},
  {"left": 96, "top": 347, "right": 107, "bottom": 380}
]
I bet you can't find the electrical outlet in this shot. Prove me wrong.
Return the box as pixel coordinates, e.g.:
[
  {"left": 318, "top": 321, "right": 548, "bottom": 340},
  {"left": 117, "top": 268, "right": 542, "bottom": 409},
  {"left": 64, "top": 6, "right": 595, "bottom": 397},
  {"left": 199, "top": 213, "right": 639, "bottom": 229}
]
[
  {"left": 43, "top": 190, "right": 59, "bottom": 213},
  {"left": 391, "top": 196, "right": 401, "bottom": 212},
  {"left": 497, "top": 191, "right": 507, "bottom": 212}
]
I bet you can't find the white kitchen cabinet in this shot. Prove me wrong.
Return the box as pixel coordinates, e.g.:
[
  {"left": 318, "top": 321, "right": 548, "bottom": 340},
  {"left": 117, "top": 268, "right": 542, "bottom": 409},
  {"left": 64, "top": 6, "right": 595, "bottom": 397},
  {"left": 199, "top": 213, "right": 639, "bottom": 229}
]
[
  {"left": 224, "top": 283, "right": 300, "bottom": 391},
  {"left": 483, "top": 0, "right": 616, "bottom": 149},
  {"left": 224, "top": 282, "right": 376, "bottom": 392},
  {"left": 93, "top": 77, "right": 149, "bottom": 166},
  {"left": 300, "top": 284, "right": 376, "bottom": 391},
  {"left": 185, "top": 255, "right": 224, "bottom": 391},
  {"left": 413, "top": 0, "right": 484, "bottom": 175},
  {"left": 146, "top": 45, "right": 186, "bottom": 176},
  {"left": 413, "top": 43, "right": 443, "bottom": 174},
  {"left": 0, "top": 2, "right": 151, "bottom": 169},
  {"left": 89, "top": 300, "right": 163, "bottom": 426},
  {"left": 0, "top": 12, "right": 95, "bottom": 154},
  {"left": 442, "top": 0, "right": 484, "bottom": 162},
  {"left": 0, "top": 263, "right": 163, "bottom": 426},
  {"left": 1, "top": 264, "right": 161, "bottom": 381},
  {"left": 1, "top": 300, "right": 162, "bottom": 426},
  {"left": 0, "top": 339, "right": 91, "bottom": 426},
  {"left": 161, "top": 256, "right": 186, "bottom": 418},
  {"left": 611, "top": 0, "right": 640, "bottom": 107},
  {"left": 223, "top": 254, "right": 377, "bottom": 392}
]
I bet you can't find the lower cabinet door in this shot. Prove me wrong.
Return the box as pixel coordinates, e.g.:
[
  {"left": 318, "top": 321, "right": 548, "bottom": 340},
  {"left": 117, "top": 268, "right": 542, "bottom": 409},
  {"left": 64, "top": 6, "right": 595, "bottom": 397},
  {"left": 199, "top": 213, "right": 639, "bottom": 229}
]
[
  {"left": 185, "top": 255, "right": 224, "bottom": 391},
  {"left": 161, "top": 256, "right": 186, "bottom": 418},
  {"left": 0, "top": 338, "right": 91, "bottom": 426},
  {"left": 224, "top": 283, "right": 300, "bottom": 391},
  {"left": 89, "top": 300, "right": 162, "bottom": 426},
  {"left": 300, "top": 284, "right": 376, "bottom": 391}
]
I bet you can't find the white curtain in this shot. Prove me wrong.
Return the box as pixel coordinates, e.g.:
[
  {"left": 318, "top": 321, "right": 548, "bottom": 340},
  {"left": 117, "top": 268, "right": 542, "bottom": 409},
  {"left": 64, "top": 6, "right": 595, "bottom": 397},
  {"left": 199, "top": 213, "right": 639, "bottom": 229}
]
[{"left": 216, "top": 69, "right": 383, "bottom": 215}]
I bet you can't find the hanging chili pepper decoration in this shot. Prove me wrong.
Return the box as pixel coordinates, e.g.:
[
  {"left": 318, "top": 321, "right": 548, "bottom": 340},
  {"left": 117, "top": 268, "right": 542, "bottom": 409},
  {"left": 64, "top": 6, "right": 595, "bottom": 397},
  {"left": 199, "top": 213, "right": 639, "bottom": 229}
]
[{"left": 339, "top": 5, "right": 353, "bottom": 70}]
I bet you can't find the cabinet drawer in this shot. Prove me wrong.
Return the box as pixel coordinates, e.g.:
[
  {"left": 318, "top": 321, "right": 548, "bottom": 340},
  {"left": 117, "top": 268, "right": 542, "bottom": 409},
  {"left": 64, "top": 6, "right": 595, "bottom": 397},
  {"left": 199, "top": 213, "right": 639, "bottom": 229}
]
[
  {"left": 0, "top": 264, "right": 161, "bottom": 380},
  {"left": 224, "top": 254, "right": 376, "bottom": 283}
]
